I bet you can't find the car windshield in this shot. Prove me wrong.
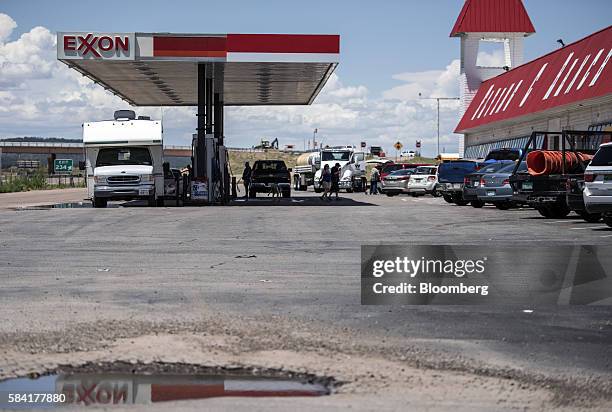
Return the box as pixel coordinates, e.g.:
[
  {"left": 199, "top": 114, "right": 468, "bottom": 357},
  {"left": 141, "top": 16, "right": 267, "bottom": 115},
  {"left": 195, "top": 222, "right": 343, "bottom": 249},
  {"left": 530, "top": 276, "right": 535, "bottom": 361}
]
[
  {"left": 96, "top": 147, "right": 152, "bottom": 167},
  {"left": 498, "top": 162, "right": 527, "bottom": 173},
  {"left": 322, "top": 151, "right": 350, "bottom": 161},
  {"left": 590, "top": 146, "right": 612, "bottom": 166},
  {"left": 485, "top": 150, "right": 521, "bottom": 161},
  {"left": 389, "top": 169, "right": 412, "bottom": 176},
  {"left": 415, "top": 167, "right": 436, "bottom": 175},
  {"left": 438, "top": 161, "right": 477, "bottom": 173},
  {"left": 480, "top": 162, "right": 511, "bottom": 174},
  {"left": 253, "top": 161, "right": 288, "bottom": 172}
]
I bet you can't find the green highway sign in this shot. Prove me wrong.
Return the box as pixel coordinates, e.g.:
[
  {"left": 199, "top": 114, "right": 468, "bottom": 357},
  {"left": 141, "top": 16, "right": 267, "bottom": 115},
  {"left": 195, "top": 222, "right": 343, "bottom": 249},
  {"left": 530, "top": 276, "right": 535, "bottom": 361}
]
[{"left": 54, "top": 159, "right": 73, "bottom": 174}]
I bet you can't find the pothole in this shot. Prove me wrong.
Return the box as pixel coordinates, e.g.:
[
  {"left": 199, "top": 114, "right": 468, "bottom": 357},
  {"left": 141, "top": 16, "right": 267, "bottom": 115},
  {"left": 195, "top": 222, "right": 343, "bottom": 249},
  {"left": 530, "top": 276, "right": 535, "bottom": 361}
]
[{"left": 0, "top": 361, "right": 337, "bottom": 407}]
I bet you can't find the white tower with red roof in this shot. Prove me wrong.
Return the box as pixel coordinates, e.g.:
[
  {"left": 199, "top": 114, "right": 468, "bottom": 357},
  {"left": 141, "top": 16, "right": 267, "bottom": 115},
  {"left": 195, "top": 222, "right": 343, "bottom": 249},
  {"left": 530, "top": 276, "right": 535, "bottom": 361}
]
[{"left": 451, "top": 0, "right": 535, "bottom": 156}]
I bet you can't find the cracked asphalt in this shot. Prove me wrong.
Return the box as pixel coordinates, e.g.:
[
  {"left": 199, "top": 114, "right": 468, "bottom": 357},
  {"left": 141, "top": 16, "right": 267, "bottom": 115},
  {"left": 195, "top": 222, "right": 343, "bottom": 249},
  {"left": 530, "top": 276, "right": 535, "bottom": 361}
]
[{"left": 0, "top": 189, "right": 611, "bottom": 410}]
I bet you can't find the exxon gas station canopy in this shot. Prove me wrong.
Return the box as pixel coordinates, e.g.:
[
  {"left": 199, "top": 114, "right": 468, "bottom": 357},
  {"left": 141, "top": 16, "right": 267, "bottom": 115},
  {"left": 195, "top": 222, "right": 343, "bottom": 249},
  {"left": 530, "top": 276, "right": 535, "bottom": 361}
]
[{"left": 57, "top": 32, "right": 340, "bottom": 106}]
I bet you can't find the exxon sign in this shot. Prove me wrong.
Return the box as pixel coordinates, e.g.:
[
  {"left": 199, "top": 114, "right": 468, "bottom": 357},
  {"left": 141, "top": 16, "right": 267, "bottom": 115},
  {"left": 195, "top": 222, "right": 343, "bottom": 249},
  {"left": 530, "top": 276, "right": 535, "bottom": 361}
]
[{"left": 57, "top": 32, "right": 135, "bottom": 60}]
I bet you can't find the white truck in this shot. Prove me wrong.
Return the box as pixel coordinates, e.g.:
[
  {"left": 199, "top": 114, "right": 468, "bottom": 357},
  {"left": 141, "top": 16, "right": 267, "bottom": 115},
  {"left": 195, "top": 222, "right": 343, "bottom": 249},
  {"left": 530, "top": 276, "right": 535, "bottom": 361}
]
[
  {"left": 292, "top": 151, "right": 320, "bottom": 191},
  {"left": 313, "top": 146, "right": 366, "bottom": 192},
  {"left": 83, "top": 110, "right": 165, "bottom": 208}
]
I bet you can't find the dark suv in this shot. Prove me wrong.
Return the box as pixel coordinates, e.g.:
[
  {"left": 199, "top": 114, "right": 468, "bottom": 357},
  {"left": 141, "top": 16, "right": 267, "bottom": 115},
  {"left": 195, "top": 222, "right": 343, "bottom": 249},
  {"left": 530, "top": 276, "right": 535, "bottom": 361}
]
[{"left": 249, "top": 160, "right": 291, "bottom": 198}]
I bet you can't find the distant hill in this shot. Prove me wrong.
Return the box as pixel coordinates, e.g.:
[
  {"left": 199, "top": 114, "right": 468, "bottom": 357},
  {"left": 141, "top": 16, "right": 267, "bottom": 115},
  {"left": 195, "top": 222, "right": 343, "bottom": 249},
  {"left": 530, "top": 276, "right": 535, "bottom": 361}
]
[{"left": 0, "top": 137, "right": 82, "bottom": 143}]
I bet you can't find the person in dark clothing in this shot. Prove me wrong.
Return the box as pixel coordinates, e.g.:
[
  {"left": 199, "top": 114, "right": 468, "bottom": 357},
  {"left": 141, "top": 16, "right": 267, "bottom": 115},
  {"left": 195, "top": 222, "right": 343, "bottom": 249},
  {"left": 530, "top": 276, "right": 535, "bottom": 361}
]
[
  {"left": 330, "top": 162, "right": 341, "bottom": 200},
  {"left": 242, "top": 162, "right": 252, "bottom": 198}
]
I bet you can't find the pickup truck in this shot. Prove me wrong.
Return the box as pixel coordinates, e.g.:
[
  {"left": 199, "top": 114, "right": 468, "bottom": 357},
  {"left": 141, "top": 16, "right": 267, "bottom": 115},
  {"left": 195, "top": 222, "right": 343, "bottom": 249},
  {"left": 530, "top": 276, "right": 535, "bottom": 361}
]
[
  {"left": 510, "top": 130, "right": 612, "bottom": 220},
  {"left": 249, "top": 160, "right": 291, "bottom": 198}
]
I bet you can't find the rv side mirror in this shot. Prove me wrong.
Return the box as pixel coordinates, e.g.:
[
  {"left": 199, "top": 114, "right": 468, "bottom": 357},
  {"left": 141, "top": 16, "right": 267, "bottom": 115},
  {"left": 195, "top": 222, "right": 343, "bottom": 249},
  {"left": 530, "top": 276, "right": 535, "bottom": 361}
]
[{"left": 78, "top": 161, "right": 86, "bottom": 171}]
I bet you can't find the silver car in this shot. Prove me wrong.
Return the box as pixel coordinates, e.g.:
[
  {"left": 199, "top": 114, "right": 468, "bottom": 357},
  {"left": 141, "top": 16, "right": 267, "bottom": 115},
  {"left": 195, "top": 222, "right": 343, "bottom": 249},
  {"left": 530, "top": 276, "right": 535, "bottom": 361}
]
[
  {"left": 476, "top": 162, "right": 526, "bottom": 209},
  {"left": 380, "top": 169, "right": 414, "bottom": 196},
  {"left": 407, "top": 166, "right": 438, "bottom": 196}
]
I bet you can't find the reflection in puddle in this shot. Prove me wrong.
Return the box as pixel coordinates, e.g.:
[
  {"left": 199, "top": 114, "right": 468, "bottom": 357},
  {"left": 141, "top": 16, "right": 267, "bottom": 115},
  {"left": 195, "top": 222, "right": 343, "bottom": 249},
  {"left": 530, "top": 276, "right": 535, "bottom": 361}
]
[
  {"left": 15, "top": 202, "right": 120, "bottom": 210},
  {"left": 0, "top": 372, "right": 330, "bottom": 407}
]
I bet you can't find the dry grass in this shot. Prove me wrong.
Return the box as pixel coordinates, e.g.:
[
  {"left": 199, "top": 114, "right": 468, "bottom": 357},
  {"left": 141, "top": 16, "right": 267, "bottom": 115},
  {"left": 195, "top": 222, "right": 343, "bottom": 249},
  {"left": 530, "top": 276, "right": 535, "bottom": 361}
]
[{"left": 228, "top": 149, "right": 302, "bottom": 176}]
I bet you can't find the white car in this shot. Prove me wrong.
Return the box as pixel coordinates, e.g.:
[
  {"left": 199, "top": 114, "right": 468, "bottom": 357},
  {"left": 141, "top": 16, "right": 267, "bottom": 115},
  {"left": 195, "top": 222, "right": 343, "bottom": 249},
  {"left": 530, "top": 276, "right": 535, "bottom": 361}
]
[
  {"left": 400, "top": 150, "right": 415, "bottom": 159},
  {"left": 583, "top": 142, "right": 612, "bottom": 227},
  {"left": 407, "top": 166, "right": 438, "bottom": 196}
]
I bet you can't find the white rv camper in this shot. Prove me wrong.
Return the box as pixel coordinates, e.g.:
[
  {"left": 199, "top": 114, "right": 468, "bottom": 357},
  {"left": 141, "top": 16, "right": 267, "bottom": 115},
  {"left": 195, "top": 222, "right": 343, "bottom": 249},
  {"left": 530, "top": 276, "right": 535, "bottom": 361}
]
[{"left": 83, "top": 110, "right": 165, "bottom": 208}]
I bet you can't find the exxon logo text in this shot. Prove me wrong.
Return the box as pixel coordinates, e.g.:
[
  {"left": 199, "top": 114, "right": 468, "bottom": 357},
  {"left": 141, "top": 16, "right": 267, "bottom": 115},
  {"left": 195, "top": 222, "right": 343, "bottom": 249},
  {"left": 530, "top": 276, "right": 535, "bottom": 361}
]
[{"left": 63, "top": 34, "right": 130, "bottom": 57}]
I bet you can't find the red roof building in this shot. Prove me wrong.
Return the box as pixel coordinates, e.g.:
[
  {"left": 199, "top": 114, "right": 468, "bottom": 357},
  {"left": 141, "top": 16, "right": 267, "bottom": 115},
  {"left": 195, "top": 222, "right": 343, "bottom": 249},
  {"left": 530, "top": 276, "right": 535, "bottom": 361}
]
[
  {"left": 455, "top": 25, "right": 612, "bottom": 159},
  {"left": 450, "top": 0, "right": 535, "bottom": 37}
]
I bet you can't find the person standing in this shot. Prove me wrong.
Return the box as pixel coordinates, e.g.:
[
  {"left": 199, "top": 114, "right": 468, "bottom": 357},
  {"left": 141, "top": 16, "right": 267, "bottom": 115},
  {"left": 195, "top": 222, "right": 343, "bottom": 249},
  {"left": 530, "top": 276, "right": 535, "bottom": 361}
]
[
  {"left": 370, "top": 166, "right": 380, "bottom": 195},
  {"left": 330, "top": 162, "right": 341, "bottom": 200},
  {"left": 320, "top": 164, "right": 332, "bottom": 201},
  {"left": 242, "top": 161, "right": 252, "bottom": 198}
]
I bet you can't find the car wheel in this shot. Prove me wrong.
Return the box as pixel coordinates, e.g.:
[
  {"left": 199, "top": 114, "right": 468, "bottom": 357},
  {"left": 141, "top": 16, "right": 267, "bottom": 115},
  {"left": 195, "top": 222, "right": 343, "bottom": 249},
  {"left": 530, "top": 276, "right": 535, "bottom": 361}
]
[
  {"left": 603, "top": 214, "right": 612, "bottom": 228},
  {"left": 93, "top": 197, "right": 107, "bottom": 208},
  {"left": 386, "top": 193, "right": 396, "bottom": 197},
  {"left": 156, "top": 198, "right": 165, "bottom": 207},
  {"left": 282, "top": 190, "right": 290, "bottom": 198},
  {"left": 300, "top": 184, "right": 308, "bottom": 191},
  {"left": 578, "top": 211, "right": 601, "bottom": 223},
  {"left": 452, "top": 194, "right": 469, "bottom": 206},
  {"left": 293, "top": 175, "right": 300, "bottom": 191},
  {"left": 536, "top": 206, "right": 552, "bottom": 218},
  {"left": 442, "top": 194, "right": 453, "bottom": 204},
  {"left": 431, "top": 190, "right": 441, "bottom": 197},
  {"left": 249, "top": 190, "right": 256, "bottom": 198},
  {"left": 547, "top": 202, "right": 571, "bottom": 218},
  {"left": 314, "top": 187, "right": 323, "bottom": 193},
  {"left": 470, "top": 200, "right": 485, "bottom": 208},
  {"left": 494, "top": 202, "right": 511, "bottom": 210}
]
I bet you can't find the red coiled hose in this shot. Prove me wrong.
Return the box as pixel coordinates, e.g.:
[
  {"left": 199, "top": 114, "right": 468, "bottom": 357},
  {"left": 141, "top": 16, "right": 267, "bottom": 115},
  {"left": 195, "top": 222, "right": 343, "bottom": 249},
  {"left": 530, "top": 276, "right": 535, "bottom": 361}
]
[{"left": 526, "top": 150, "right": 593, "bottom": 176}]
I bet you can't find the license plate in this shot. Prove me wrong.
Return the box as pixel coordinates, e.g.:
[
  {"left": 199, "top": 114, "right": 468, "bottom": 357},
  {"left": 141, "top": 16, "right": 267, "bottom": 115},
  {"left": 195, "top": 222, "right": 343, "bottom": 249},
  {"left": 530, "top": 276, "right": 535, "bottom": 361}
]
[
  {"left": 605, "top": 175, "right": 612, "bottom": 181},
  {"left": 487, "top": 190, "right": 495, "bottom": 196},
  {"left": 139, "top": 188, "right": 149, "bottom": 196},
  {"left": 522, "top": 182, "right": 533, "bottom": 190},
  {"left": 473, "top": 182, "right": 479, "bottom": 187},
  {"left": 453, "top": 183, "right": 462, "bottom": 189}
]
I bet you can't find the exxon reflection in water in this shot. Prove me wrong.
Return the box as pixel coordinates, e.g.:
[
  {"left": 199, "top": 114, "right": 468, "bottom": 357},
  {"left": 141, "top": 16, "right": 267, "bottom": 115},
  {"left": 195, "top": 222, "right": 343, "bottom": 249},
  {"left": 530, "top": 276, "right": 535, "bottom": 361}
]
[{"left": 0, "top": 372, "right": 330, "bottom": 407}]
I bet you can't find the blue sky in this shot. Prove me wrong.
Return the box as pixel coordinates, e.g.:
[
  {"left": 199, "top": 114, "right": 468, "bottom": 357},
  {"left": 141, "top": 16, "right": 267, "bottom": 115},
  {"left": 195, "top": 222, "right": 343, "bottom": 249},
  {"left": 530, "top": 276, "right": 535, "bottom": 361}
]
[{"left": 0, "top": 0, "right": 610, "bottom": 154}]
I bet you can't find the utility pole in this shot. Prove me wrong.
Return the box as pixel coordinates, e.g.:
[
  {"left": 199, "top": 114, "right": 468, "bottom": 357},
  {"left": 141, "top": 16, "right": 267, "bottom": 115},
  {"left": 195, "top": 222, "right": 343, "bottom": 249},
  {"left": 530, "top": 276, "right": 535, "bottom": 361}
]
[
  {"left": 312, "top": 128, "right": 318, "bottom": 151},
  {"left": 418, "top": 93, "right": 459, "bottom": 157}
]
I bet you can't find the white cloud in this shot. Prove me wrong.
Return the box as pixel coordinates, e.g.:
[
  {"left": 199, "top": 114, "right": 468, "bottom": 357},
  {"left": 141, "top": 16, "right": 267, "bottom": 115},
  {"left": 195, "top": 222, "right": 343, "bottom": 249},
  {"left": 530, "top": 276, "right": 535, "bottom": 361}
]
[
  {"left": 0, "top": 14, "right": 463, "bottom": 156},
  {"left": 477, "top": 49, "right": 506, "bottom": 67},
  {"left": 0, "top": 13, "right": 17, "bottom": 44}
]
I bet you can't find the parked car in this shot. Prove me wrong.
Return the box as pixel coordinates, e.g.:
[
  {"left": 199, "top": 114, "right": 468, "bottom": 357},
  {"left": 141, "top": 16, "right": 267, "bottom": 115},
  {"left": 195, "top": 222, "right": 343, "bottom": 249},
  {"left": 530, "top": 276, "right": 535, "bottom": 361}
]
[
  {"left": 380, "top": 169, "right": 414, "bottom": 196},
  {"left": 484, "top": 148, "right": 525, "bottom": 162},
  {"left": 400, "top": 150, "right": 416, "bottom": 159},
  {"left": 380, "top": 162, "right": 431, "bottom": 180},
  {"left": 463, "top": 161, "right": 514, "bottom": 208},
  {"left": 476, "top": 161, "right": 527, "bottom": 209},
  {"left": 583, "top": 142, "right": 612, "bottom": 227},
  {"left": 249, "top": 160, "right": 291, "bottom": 198},
  {"left": 406, "top": 166, "right": 438, "bottom": 196},
  {"left": 437, "top": 160, "right": 484, "bottom": 205}
]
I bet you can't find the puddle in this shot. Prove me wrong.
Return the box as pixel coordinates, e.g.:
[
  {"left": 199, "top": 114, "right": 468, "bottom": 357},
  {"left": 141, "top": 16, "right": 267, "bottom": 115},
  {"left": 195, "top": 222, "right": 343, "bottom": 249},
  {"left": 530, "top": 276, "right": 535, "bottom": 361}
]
[
  {"left": 15, "top": 202, "right": 120, "bottom": 210},
  {"left": 0, "top": 363, "right": 333, "bottom": 408}
]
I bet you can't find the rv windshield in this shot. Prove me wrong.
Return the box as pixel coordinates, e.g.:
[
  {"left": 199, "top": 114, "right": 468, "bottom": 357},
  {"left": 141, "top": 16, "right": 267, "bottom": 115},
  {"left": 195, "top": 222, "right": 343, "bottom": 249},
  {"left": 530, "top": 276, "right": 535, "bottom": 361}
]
[
  {"left": 322, "top": 151, "right": 350, "bottom": 162},
  {"left": 96, "top": 147, "right": 153, "bottom": 167}
]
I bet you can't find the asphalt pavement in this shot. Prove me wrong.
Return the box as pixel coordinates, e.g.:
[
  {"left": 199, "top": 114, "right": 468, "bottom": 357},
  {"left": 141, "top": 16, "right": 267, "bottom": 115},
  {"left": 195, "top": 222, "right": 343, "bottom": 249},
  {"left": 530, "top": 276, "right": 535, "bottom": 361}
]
[{"left": 0, "top": 190, "right": 611, "bottom": 410}]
